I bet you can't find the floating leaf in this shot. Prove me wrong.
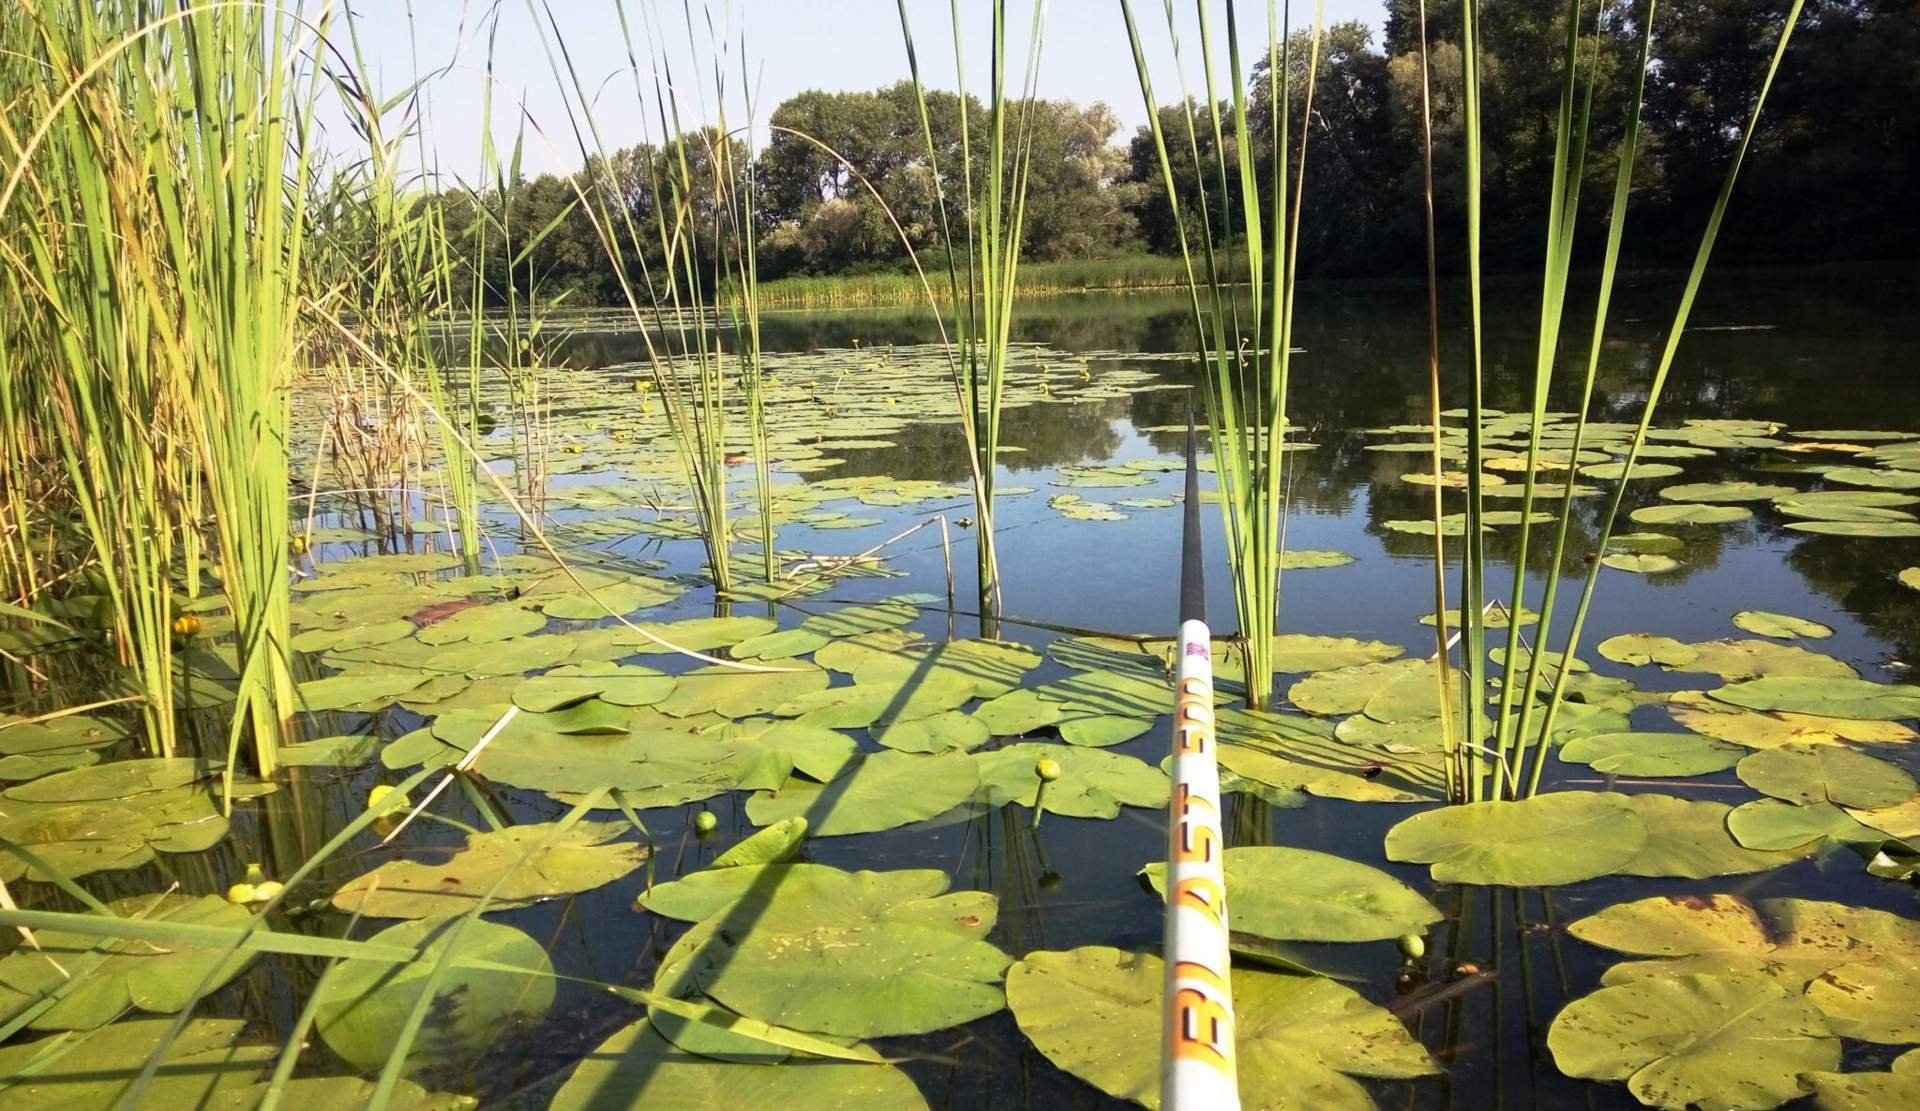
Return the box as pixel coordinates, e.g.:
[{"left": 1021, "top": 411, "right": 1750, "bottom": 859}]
[
  {"left": 415, "top": 604, "right": 546, "bottom": 645},
  {"left": 971, "top": 689, "right": 1067, "bottom": 736},
  {"left": 1598, "top": 634, "right": 1698, "bottom": 668},
  {"left": 974, "top": 743, "right": 1168, "bottom": 819},
  {"left": 331, "top": 820, "right": 648, "bottom": 918},
  {"left": 1726, "top": 798, "right": 1888, "bottom": 851},
  {"left": 871, "top": 711, "right": 990, "bottom": 753},
  {"left": 1822, "top": 466, "right": 1920, "bottom": 490},
  {"left": 1278, "top": 549, "right": 1356, "bottom": 569},
  {"left": 1384, "top": 792, "right": 1647, "bottom": 885},
  {"left": 774, "top": 673, "right": 974, "bottom": 728},
  {"left": 1288, "top": 659, "right": 1430, "bottom": 716},
  {"left": 657, "top": 662, "right": 829, "bottom": 719},
  {"left": 1629, "top": 503, "right": 1752, "bottom": 526},
  {"left": 1557, "top": 732, "right": 1746, "bottom": 777},
  {"left": 1901, "top": 567, "right": 1920, "bottom": 591},
  {"left": 1658, "top": 481, "right": 1797, "bottom": 502},
  {"left": 1802, "top": 1050, "right": 1920, "bottom": 1111},
  {"left": 549, "top": 1022, "right": 926, "bottom": 1110},
  {"left": 1807, "top": 951, "right": 1920, "bottom": 1044},
  {"left": 0, "top": 895, "right": 255, "bottom": 1031},
  {"left": 1268, "top": 634, "right": 1403, "bottom": 674},
  {"left": 1711, "top": 676, "right": 1920, "bottom": 720},
  {"left": 1602, "top": 553, "right": 1679, "bottom": 574},
  {"left": 712, "top": 817, "right": 808, "bottom": 868},
  {"left": 311, "top": 916, "right": 555, "bottom": 1070},
  {"left": 1547, "top": 973, "right": 1838, "bottom": 1110},
  {"left": 1616, "top": 795, "right": 1806, "bottom": 878},
  {"left": 701, "top": 921, "right": 1010, "bottom": 1038},
  {"left": 1058, "top": 715, "right": 1154, "bottom": 747},
  {"left": 1787, "top": 520, "right": 1920, "bottom": 537},
  {"left": 1141, "top": 846, "right": 1440, "bottom": 942},
  {"left": 745, "top": 750, "right": 978, "bottom": 836},
  {"left": 1731, "top": 610, "right": 1833, "bottom": 639},
  {"left": 1736, "top": 743, "right": 1916, "bottom": 808},
  {"left": 512, "top": 663, "right": 674, "bottom": 712},
  {"left": 1667, "top": 691, "right": 1917, "bottom": 748},
  {"left": 4, "top": 757, "right": 212, "bottom": 803},
  {"left": 1005, "top": 947, "right": 1436, "bottom": 1109},
  {"left": 0, "top": 1017, "right": 270, "bottom": 1109}
]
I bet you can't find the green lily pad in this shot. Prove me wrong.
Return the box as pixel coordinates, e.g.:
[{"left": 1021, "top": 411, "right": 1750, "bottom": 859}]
[
  {"left": 1547, "top": 973, "right": 1838, "bottom": 1110},
  {"left": 1731, "top": 610, "right": 1834, "bottom": 639},
  {"left": 276, "top": 734, "right": 379, "bottom": 768},
  {"left": 3, "top": 757, "right": 212, "bottom": 803},
  {"left": 774, "top": 673, "right": 975, "bottom": 728},
  {"left": 1822, "top": 466, "right": 1920, "bottom": 490},
  {"left": 657, "top": 662, "right": 830, "bottom": 719},
  {"left": 1288, "top": 659, "right": 1430, "bottom": 716},
  {"left": 1726, "top": 798, "right": 1889, "bottom": 850},
  {"left": 1900, "top": 567, "right": 1920, "bottom": 591},
  {"left": 1384, "top": 792, "right": 1647, "bottom": 885},
  {"left": 701, "top": 921, "right": 1010, "bottom": 1038},
  {"left": 549, "top": 1022, "right": 926, "bottom": 1110},
  {"left": 512, "top": 663, "right": 675, "bottom": 711},
  {"left": 0, "top": 714, "right": 128, "bottom": 756},
  {"left": 1711, "top": 677, "right": 1920, "bottom": 720},
  {"left": 1674, "top": 640, "right": 1857, "bottom": 682},
  {"left": 1141, "top": 846, "right": 1440, "bottom": 942},
  {"left": 0, "top": 895, "right": 256, "bottom": 1031},
  {"left": 871, "top": 710, "right": 991, "bottom": 753},
  {"left": 1602, "top": 553, "right": 1680, "bottom": 574},
  {"left": 415, "top": 604, "right": 547, "bottom": 645},
  {"left": 1736, "top": 743, "right": 1917, "bottom": 808},
  {"left": 1058, "top": 714, "right": 1155, "bottom": 747},
  {"left": 745, "top": 750, "right": 978, "bottom": 835},
  {"left": 1802, "top": 1050, "right": 1920, "bottom": 1111},
  {"left": 974, "top": 743, "right": 1168, "bottom": 819},
  {"left": 1598, "top": 634, "right": 1698, "bottom": 668},
  {"left": 711, "top": 817, "right": 809, "bottom": 868},
  {"left": 1557, "top": 732, "right": 1747, "bottom": 777},
  {"left": 0, "top": 1017, "right": 271, "bottom": 1109},
  {"left": 297, "top": 667, "right": 434, "bottom": 711},
  {"left": 1568, "top": 894, "right": 1920, "bottom": 988},
  {"left": 1269, "top": 634, "right": 1404, "bottom": 674},
  {"left": 1667, "top": 691, "right": 1917, "bottom": 748},
  {"left": 706, "top": 719, "right": 861, "bottom": 791},
  {"left": 1616, "top": 795, "right": 1806, "bottom": 878},
  {"left": 622, "top": 616, "right": 777, "bottom": 653},
  {"left": 1005, "top": 947, "right": 1437, "bottom": 1109},
  {"left": 1630, "top": 503, "right": 1752, "bottom": 526},
  {"left": 1278, "top": 549, "right": 1356, "bottom": 569},
  {"left": 971, "top": 689, "right": 1066, "bottom": 736},
  {"left": 1658, "top": 481, "right": 1797, "bottom": 503},
  {"left": 1807, "top": 951, "right": 1920, "bottom": 1044},
  {"left": 312, "top": 916, "right": 555, "bottom": 1070},
  {"left": 332, "top": 820, "right": 648, "bottom": 918}
]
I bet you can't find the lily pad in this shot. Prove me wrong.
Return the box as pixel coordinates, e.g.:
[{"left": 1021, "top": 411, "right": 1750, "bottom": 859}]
[
  {"left": 974, "top": 743, "right": 1168, "bottom": 819},
  {"left": 332, "top": 820, "right": 648, "bottom": 918},
  {"left": 1058, "top": 714, "right": 1155, "bottom": 747},
  {"left": 1658, "top": 481, "right": 1797, "bottom": 503},
  {"left": 0, "top": 895, "right": 256, "bottom": 1031},
  {"left": 1731, "top": 610, "right": 1833, "bottom": 639},
  {"left": 1787, "top": 520, "right": 1920, "bottom": 537},
  {"left": 1616, "top": 795, "right": 1806, "bottom": 879},
  {"left": 0, "top": 1017, "right": 271, "bottom": 1109},
  {"left": 871, "top": 711, "right": 991, "bottom": 753},
  {"left": 657, "top": 662, "right": 829, "bottom": 719},
  {"left": 1141, "top": 846, "right": 1441, "bottom": 942},
  {"left": 1268, "top": 634, "right": 1403, "bottom": 674},
  {"left": 711, "top": 817, "right": 809, "bottom": 868},
  {"left": 745, "top": 750, "right": 978, "bottom": 836},
  {"left": 1005, "top": 947, "right": 1436, "bottom": 1109},
  {"left": 311, "top": 916, "right": 555, "bottom": 1070},
  {"left": 1384, "top": 792, "right": 1647, "bottom": 885},
  {"left": 1547, "top": 972, "right": 1838, "bottom": 1110},
  {"left": 1630, "top": 503, "right": 1752, "bottom": 526},
  {"left": 1802, "top": 1050, "right": 1920, "bottom": 1111},
  {"left": 512, "top": 663, "right": 675, "bottom": 711},
  {"left": 1602, "top": 553, "right": 1680, "bottom": 573},
  {"left": 1726, "top": 798, "right": 1888, "bottom": 851},
  {"left": 1557, "top": 732, "right": 1747, "bottom": 777},
  {"left": 1711, "top": 676, "right": 1920, "bottom": 720},
  {"left": 1735, "top": 743, "right": 1916, "bottom": 808},
  {"left": 549, "top": 1022, "right": 926, "bottom": 1110},
  {"left": 1288, "top": 659, "right": 1430, "bottom": 716},
  {"left": 415, "top": 604, "right": 547, "bottom": 645},
  {"left": 1278, "top": 549, "right": 1356, "bottom": 569}
]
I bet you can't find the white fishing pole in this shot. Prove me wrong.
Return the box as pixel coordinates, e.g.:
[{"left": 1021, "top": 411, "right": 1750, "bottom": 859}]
[{"left": 1160, "top": 404, "right": 1239, "bottom": 1109}]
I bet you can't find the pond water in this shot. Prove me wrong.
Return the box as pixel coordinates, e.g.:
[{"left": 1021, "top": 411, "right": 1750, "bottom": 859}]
[{"left": 5, "top": 264, "right": 1920, "bottom": 1109}]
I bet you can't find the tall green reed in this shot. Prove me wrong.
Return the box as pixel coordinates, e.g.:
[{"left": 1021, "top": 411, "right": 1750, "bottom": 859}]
[
  {"left": 896, "top": 0, "right": 1046, "bottom": 627},
  {"left": 0, "top": 1, "right": 327, "bottom": 779},
  {"left": 1434, "top": 0, "right": 1808, "bottom": 802},
  {"left": 1120, "top": 0, "right": 1324, "bottom": 710}
]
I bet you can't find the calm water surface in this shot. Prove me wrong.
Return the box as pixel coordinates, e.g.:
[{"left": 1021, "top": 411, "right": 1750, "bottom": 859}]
[{"left": 116, "top": 267, "right": 1920, "bottom": 1106}]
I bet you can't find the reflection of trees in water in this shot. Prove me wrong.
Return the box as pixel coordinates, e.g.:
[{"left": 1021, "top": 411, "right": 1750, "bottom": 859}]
[
  {"left": 826, "top": 396, "right": 1131, "bottom": 484},
  {"left": 1786, "top": 534, "right": 1920, "bottom": 667}
]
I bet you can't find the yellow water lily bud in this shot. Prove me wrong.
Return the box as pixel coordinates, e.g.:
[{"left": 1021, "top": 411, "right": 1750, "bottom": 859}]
[
  {"left": 243, "top": 862, "right": 266, "bottom": 885},
  {"left": 368, "top": 784, "right": 405, "bottom": 812},
  {"left": 1035, "top": 758, "right": 1062, "bottom": 782},
  {"left": 172, "top": 613, "right": 202, "bottom": 638},
  {"left": 252, "top": 881, "right": 285, "bottom": 903},
  {"left": 225, "top": 883, "right": 257, "bottom": 906}
]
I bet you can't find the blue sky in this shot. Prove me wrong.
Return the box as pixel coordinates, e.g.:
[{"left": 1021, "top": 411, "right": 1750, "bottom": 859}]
[{"left": 320, "top": 0, "right": 1383, "bottom": 183}]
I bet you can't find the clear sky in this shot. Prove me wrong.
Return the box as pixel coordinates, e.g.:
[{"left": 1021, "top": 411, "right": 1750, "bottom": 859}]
[{"left": 319, "top": 0, "right": 1383, "bottom": 184}]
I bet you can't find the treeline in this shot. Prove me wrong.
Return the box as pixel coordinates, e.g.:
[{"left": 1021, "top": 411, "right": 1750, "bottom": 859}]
[{"left": 425, "top": 0, "right": 1917, "bottom": 305}]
